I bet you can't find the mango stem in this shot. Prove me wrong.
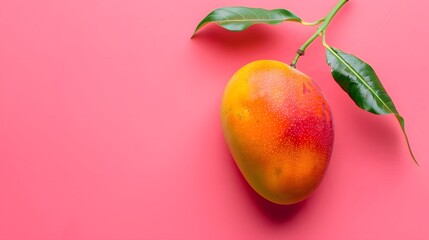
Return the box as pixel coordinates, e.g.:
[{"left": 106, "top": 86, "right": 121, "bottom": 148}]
[{"left": 291, "top": 0, "right": 349, "bottom": 68}]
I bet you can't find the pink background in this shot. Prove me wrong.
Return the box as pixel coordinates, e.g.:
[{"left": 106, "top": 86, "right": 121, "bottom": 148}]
[{"left": 0, "top": 0, "right": 428, "bottom": 239}]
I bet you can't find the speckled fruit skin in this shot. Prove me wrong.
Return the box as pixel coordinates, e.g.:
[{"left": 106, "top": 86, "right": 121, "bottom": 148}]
[{"left": 221, "top": 60, "right": 334, "bottom": 205}]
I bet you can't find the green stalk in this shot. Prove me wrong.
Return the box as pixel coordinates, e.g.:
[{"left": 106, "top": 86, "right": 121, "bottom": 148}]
[{"left": 291, "top": 0, "right": 349, "bottom": 68}]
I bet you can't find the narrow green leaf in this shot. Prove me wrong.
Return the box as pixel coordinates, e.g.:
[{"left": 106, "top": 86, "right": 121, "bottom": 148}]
[
  {"left": 193, "top": 7, "right": 301, "bottom": 36},
  {"left": 325, "top": 46, "right": 417, "bottom": 165}
]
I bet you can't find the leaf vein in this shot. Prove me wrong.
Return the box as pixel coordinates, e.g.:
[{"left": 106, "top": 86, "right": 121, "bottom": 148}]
[{"left": 327, "top": 47, "right": 395, "bottom": 114}]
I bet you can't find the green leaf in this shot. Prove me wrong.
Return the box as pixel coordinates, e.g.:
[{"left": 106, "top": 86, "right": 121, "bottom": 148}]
[
  {"left": 325, "top": 46, "right": 418, "bottom": 165},
  {"left": 193, "top": 7, "right": 301, "bottom": 36}
]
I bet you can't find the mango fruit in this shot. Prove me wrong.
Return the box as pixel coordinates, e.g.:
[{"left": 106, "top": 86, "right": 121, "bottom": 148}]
[{"left": 221, "top": 60, "right": 334, "bottom": 205}]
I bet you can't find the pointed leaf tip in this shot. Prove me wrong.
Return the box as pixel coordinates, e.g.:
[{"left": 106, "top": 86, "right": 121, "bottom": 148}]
[
  {"left": 193, "top": 7, "right": 301, "bottom": 35},
  {"left": 325, "top": 46, "right": 417, "bottom": 164}
]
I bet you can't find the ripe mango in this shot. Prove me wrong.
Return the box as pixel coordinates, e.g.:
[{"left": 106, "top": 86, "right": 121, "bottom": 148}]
[{"left": 221, "top": 60, "right": 334, "bottom": 205}]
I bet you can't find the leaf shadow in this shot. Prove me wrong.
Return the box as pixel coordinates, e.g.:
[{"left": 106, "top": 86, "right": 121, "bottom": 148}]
[
  {"left": 346, "top": 107, "right": 403, "bottom": 162},
  {"left": 191, "top": 24, "right": 280, "bottom": 52}
]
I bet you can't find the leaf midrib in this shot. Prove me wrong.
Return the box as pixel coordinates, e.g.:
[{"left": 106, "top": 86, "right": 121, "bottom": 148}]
[
  {"left": 327, "top": 47, "right": 395, "bottom": 114},
  {"left": 211, "top": 19, "right": 295, "bottom": 23}
]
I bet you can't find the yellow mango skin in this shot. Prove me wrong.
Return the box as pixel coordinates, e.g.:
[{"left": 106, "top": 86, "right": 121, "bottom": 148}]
[{"left": 221, "top": 60, "right": 334, "bottom": 205}]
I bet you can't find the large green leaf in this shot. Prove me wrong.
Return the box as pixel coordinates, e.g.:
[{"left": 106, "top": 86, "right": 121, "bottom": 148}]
[
  {"left": 325, "top": 46, "right": 417, "bottom": 164},
  {"left": 193, "top": 7, "right": 301, "bottom": 36}
]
